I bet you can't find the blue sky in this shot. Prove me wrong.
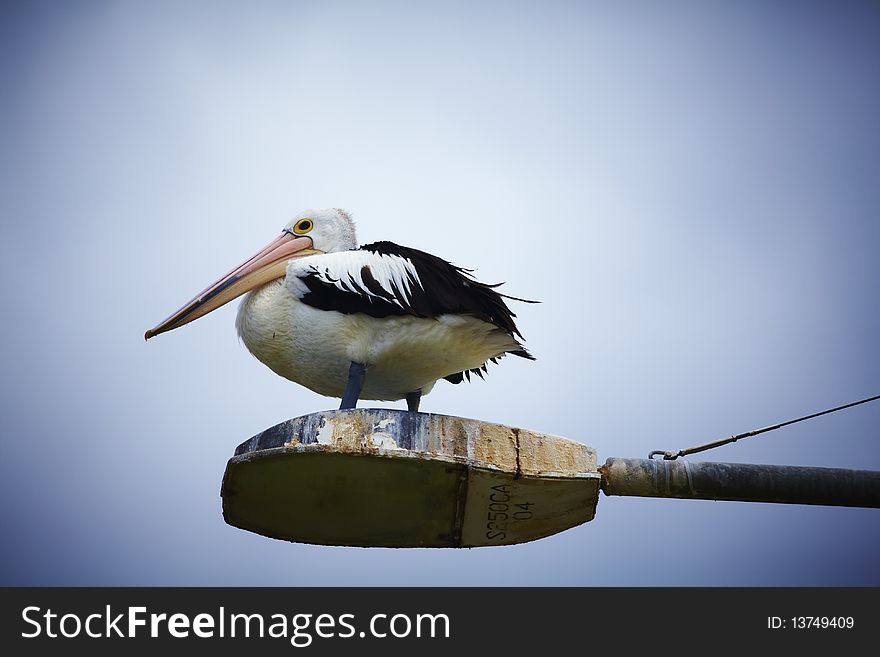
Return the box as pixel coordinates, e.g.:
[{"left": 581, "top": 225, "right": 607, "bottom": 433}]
[{"left": 1, "top": 0, "right": 878, "bottom": 585}]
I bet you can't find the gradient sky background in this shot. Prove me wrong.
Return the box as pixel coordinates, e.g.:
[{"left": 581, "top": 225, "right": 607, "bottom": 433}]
[{"left": 2, "top": 0, "right": 878, "bottom": 585}]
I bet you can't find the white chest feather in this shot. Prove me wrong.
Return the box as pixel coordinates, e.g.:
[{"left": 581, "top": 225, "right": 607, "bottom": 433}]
[{"left": 235, "top": 279, "right": 520, "bottom": 401}]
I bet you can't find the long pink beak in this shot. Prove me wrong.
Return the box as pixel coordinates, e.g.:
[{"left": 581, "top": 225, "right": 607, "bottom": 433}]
[{"left": 145, "top": 231, "right": 319, "bottom": 340}]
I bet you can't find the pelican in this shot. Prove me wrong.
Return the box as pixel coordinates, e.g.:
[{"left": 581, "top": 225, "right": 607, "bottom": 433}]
[{"left": 145, "top": 209, "right": 535, "bottom": 411}]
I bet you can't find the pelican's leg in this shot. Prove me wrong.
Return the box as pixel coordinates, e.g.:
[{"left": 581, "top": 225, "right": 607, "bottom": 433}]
[
  {"left": 406, "top": 390, "right": 421, "bottom": 413},
  {"left": 340, "top": 361, "right": 366, "bottom": 410}
]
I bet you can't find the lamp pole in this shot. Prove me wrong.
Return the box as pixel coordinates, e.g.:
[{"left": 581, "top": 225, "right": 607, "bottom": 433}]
[{"left": 599, "top": 458, "right": 880, "bottom": 508}]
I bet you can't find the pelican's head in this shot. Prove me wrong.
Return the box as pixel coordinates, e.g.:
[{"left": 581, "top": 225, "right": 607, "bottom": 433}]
[
  {"left": 283, "top": 208, "right": 357, "bottom": 253},
  {"left": 145, "top": 208, "right": 357, "bottom": 340}
]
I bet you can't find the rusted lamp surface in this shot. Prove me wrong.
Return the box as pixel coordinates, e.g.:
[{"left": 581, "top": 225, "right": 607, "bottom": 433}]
[{"left": 222, "top": 409, "right": 601, "bottom": 548}]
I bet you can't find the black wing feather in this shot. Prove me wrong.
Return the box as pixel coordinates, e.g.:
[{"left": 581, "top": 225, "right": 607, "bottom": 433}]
[
  {"left": 295, "top": 242, "right": 536, "bottom": 383},
  {"left": 297, "top": 269, "right": 409, "bottom": 317},
  {"left": 361, "top": 241, "right": 531, "bottom": 340}
]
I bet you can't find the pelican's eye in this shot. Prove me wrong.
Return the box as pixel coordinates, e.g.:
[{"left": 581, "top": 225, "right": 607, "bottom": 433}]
[{"left": 293, "top": 218, "right": 313, "bottom": 235}]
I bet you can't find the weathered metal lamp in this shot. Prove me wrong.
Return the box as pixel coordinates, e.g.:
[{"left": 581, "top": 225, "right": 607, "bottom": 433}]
[{"left": 221, "top": 409, "right": 880, "bottom": 548}]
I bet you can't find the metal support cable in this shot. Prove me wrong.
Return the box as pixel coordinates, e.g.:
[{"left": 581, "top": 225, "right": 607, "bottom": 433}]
[{"left": 649, "top": 394, "right": 880, "bottom": 461}]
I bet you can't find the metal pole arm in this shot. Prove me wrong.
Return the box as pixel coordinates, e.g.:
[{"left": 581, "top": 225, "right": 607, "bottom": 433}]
[{"left": 599, "top": 458, "right": 880, "bottom": 508}]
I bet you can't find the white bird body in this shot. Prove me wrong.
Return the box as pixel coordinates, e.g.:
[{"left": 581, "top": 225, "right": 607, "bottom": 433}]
[
  {"left": 236, "top": 254, "right": 526, "bottom": 401},
  {"left": 147, "top": 208, "right": 534, "bottom": 411}
]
